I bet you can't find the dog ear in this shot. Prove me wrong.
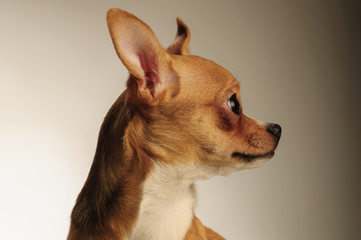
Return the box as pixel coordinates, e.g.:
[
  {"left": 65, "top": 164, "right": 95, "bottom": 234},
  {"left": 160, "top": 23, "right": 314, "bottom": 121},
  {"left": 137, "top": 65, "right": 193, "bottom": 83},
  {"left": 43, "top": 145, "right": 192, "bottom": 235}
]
[
  {"left": 107, "top": 8, "right": 179, "bottom": 104},
  {"left": 167, "top": 17, "right": 191, "bottom": 55}
]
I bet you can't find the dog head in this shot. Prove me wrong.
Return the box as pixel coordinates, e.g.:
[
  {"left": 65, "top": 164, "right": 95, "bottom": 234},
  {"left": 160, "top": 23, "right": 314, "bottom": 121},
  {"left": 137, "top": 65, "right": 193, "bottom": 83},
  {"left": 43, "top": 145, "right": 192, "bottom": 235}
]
[{"left": 107, "top": 9, "right": 281, "bottom": 178}]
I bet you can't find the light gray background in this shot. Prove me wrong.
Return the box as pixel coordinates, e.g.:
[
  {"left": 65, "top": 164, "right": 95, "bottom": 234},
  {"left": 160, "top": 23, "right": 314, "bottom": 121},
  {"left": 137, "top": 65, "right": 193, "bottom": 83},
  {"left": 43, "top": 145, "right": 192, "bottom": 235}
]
[{"left": 1, "top": 0, "right": 360, "bottom": 239}]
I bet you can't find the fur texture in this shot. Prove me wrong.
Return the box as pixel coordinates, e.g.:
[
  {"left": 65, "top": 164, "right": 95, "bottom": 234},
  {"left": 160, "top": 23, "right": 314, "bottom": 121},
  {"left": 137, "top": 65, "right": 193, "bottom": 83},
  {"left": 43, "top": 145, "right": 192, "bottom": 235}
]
[{"left": 67, "top": 9, "right": 281, "bottom": 240}]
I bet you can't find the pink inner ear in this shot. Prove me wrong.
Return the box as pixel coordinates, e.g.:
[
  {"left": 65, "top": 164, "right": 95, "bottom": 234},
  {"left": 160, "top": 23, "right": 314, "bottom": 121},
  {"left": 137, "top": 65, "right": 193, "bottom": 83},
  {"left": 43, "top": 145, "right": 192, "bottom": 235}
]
[
  {"left": 145, "top": 72, "right": 155, "bottom": 97},
  {"left": 139, "top": 55, "right": 158, "bottom": 97}
]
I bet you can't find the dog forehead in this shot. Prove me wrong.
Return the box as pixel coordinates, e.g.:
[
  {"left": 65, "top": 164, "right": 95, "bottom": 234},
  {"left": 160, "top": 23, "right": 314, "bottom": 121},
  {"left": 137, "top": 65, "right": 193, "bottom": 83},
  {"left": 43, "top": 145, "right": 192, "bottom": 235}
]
[{"left": 172, "top": 55, "right": 237, "bottom": 95}]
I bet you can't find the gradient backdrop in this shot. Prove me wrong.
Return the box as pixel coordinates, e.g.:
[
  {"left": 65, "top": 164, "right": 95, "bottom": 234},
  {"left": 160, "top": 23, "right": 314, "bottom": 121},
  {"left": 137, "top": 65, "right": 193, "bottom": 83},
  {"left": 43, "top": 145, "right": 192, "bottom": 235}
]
[{"left": 1, "top": 0, "right": 360, "bottom": 239}]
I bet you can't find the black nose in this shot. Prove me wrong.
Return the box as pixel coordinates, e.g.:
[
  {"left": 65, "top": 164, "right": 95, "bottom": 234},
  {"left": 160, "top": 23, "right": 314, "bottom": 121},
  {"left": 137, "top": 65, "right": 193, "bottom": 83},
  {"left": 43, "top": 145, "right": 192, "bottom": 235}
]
[{"left": 267, "top": 123, "right": 282, "bottom": 139}]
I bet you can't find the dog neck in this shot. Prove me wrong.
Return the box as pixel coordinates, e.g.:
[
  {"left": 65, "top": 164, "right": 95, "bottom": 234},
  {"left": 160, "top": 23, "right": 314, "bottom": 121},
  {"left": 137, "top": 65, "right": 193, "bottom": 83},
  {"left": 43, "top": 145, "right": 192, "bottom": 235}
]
[
  {"left": 68, "top": 92, "right": 149, "bottom": 239},
  {"left": 130, "top": 162, "right": 197, "bottom": 240}
]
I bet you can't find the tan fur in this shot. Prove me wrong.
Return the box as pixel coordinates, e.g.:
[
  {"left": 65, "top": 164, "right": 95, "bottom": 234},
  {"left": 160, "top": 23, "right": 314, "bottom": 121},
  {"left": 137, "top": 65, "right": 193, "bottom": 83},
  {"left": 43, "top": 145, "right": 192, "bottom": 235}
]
[
  {"left": 67, "top": 9, "right": 281, "bottom": 240},
  {"left": 184, "top": 216, "right": 225, "bottom": 240}
]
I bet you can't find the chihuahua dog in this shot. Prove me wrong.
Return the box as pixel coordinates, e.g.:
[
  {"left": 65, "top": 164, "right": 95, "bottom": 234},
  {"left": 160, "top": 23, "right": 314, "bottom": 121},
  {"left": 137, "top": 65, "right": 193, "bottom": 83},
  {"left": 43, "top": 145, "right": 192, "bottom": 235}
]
[{"left": 67, "top": 8, "right": 281, "bottom": 240}]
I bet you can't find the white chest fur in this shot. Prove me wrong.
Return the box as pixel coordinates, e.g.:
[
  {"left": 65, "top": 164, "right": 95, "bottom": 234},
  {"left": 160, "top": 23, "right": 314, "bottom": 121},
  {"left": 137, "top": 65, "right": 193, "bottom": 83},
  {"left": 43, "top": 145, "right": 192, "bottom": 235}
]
[{"left": 129, "top": 163, "right": 196, "bottom": 240}]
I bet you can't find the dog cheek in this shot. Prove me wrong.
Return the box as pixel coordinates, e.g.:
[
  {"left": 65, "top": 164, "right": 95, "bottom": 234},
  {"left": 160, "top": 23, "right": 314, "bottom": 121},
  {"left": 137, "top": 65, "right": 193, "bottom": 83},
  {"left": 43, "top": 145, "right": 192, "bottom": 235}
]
[{"left": 215, "top": 108, "right": 234, "bottom": 132}]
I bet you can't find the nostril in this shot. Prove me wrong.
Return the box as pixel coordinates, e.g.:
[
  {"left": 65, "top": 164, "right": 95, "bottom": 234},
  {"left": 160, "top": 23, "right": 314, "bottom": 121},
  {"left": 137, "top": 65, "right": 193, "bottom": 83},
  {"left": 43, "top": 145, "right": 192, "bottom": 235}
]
[{"left": 267, "top": 123, "right": 282, "bottom": 139}]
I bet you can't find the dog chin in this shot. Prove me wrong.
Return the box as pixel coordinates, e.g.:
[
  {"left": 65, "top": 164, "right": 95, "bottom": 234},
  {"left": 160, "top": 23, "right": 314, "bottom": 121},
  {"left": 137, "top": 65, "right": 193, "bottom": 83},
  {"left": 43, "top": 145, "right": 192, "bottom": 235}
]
[{"left": 232, "top": 151, "right": 275, "bottom": 163}]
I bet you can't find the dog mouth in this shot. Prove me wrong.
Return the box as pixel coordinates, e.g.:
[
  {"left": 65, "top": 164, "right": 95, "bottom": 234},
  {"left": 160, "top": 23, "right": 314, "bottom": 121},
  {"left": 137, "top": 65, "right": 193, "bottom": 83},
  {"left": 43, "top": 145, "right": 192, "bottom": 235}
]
[{"left": 232, "top": 151, "right": 274, "bottom": 162}]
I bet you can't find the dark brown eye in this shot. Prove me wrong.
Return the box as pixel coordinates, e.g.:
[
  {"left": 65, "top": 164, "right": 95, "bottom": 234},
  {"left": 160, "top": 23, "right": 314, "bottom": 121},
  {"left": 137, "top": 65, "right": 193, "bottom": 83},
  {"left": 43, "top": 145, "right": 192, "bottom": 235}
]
[{"left": 227, "top": 93, "right": 240, "bottom": 115}]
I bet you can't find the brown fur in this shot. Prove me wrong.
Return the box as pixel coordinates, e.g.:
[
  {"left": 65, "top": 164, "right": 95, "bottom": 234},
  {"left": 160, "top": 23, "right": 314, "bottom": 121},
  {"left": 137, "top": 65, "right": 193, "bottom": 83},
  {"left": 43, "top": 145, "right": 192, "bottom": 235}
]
[
  {"left": 68, "top": 9, "right": 281, "bottom": 240},
  {"left": 184, "top": 216, "right": 226, "bottom": 240},
  {"left": 68, "top": 92, "right": 153, "bottom": 239}
]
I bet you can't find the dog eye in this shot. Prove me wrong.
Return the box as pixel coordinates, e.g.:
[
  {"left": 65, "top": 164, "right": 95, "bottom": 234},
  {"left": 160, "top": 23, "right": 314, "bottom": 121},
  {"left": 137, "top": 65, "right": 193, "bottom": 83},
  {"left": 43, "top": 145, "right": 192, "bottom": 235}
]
[{"left": 227, "top": 93, "right": 240, "bottom": 115}]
